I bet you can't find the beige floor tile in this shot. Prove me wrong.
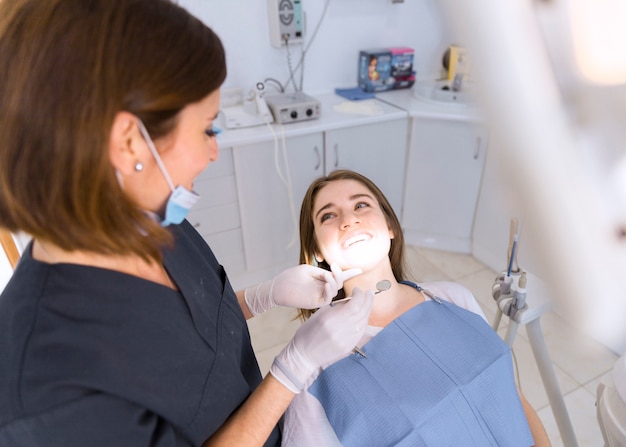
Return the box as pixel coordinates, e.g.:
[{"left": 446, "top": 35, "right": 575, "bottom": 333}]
[
  {"left": 254, "top": 344, "right": 287, "bottom": 377},
  {"left": 412, "top": 246, "right": 486, "bottom": 280},
  {"left": 404, "top": 245, "right": 450, "bottom": 282},
  {"left": 538, "top": 311, "right": 618, "bottom": 385},
  {"left": 454, "top": 268, "right": 506, "bottom": 325},
  {"left": 508, "top": 333, "right": 580, "bottom": 411},
  {"left": 537, "top": 387, "right": 605, "bottom": 447},
  {"left": 247, "top": 306, "right": 301, "bottom": 353},
  {"left": 584, "top": 370, "right": 613, "bottom": 396}
]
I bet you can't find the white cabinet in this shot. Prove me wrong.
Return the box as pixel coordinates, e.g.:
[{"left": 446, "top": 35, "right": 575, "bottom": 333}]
[
  {"left": 233, "top": 133, "right": 323, "bottom": 284},
  {"left": 402, "top": 117, "right": 488, "bottom": 253},
  {"left": 325, "top": 118, "right": 408, "bottom": 215},
  {"left": 233, "top": 117, "right": 409, "bottom": 285},
  {"left": 186, "top": 147, "right": 246, "bottom": 277}
]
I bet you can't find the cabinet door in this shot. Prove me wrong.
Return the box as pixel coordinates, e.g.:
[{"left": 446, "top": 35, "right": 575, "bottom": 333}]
[
  {"left": 233, "top": 133, "right": 324, "bottom": 278},
  {"left": 324, "top": 118, "right": 408, "bottom": 215},
  {"left": 403, "top": 118, "right": 488, "bottom": 253},
  {"left": 186, "top": 147, "right": 246, "bottom": 277}
]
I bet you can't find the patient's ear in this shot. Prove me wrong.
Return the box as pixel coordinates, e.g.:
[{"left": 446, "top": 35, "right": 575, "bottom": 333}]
[{"left": 108, "top": 111, "right": 144, "bottom": 175}]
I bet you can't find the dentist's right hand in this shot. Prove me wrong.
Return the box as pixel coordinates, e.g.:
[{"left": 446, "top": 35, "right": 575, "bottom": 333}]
[{"left": 270, "top": 287, "right": 375, "bottom": 393}]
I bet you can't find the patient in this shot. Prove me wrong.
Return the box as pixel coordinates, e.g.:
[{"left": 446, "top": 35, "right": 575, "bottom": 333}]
[{"left": 281, "top": 169, "right": 551, "bottom": 446}]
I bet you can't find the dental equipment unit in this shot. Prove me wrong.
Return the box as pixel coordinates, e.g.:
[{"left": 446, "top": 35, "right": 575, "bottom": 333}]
[{"left": 492, "top": 220, "right": 579, "bottom": 447}]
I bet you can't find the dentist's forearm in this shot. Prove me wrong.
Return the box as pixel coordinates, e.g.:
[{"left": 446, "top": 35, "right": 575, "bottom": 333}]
[
  {"left": 202, "top": 374, "right": 294, "bottom": 446},
  {"left": 236, "top": 289, "right": 254, "bottom": 320}
]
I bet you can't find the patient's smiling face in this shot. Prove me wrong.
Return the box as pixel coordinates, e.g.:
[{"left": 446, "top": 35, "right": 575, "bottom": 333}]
[{"left": 312, "top": 179, "right": 393, "bottom": 273}]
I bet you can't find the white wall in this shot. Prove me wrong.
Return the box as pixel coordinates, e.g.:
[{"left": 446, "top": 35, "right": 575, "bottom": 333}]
[
  {"left": 179, "top": 0, "right": 456, "bottom": 94},
  {"left": 472, "top": 129, "right": 550, "bottom": 277}
]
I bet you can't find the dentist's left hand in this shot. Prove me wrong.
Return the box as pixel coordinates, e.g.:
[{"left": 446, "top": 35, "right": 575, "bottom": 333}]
[
  {"left": 244, "top": 263, "right": 362, "bottom": 316},
  {"left": 271, "top": 286, "right": 375, "bottom": 392}
]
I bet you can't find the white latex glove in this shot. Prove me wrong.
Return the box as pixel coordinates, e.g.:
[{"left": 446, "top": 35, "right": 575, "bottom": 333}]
[
  {"left": 270, "top": 287, "right": 375, "bottom": 393},
  {"left": 243, "top": 263, "right": 362, "bottom": 316}
]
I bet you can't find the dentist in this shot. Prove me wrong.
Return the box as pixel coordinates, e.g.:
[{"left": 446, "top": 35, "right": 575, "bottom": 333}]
[{"left": 0, "top": 1, "right": 373, "bottom": 446}]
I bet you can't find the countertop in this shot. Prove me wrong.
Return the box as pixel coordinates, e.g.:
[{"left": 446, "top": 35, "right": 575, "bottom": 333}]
[
  {"left": 375, "top": 85, "right": 485, "bottom": 123},
  {"left": 216, "top": 92, "right": 408, "bottom": 148},
  {"left": 215, "top": 84, "right": 485, "bottom": 148}
]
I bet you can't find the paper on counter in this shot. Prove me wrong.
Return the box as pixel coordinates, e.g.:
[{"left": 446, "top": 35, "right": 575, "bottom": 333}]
[{"left": 333, "top": 100, "right": 384, "bottom": 116}]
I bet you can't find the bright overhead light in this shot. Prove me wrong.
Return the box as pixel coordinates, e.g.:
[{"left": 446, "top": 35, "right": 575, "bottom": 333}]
[{"left": 569, "top": 0, "right": 626, "bottom": 85}]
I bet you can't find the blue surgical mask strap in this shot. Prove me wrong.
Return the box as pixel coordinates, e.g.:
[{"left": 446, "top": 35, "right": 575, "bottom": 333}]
[
  {"left": 136, "top": 119, "right": 176, "bottom": 193},
  {"left": 135, "top": 118, "right": 200, "bottom": 227}
]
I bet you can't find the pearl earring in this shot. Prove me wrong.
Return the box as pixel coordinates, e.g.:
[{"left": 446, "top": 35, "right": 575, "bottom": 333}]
[{"left": 134, "top": 162, "right": 144, "bottom": 172}]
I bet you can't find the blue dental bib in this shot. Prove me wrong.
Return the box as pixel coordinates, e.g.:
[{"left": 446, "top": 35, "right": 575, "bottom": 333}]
[{"left": 309, "top": 299, "right": 534, "bottom": 447}]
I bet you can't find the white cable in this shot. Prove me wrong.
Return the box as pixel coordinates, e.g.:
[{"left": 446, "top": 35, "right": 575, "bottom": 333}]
[
  {"left": 285, "top": 40, "right": 299, "bottom": 92},
  {"left": 265, "top": 120, "right": 299, "bottom": 249},
  {"left": 265, "top": 121, "right": 287, "bottom": 187},
  {"left": 282, "top": 0, "right": 331, "bottom": 91},
  {"left": 280, "top": 126, "right": 299, "bottom": 248},
  {"left": 299, "top": 47, "right": 305, "bottom": 92},
  {"left": 263, "top": 77, "right": 285, "bottom": 93}
]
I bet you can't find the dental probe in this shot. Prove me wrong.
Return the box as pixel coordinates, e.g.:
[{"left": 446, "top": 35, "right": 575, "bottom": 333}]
[
  {"left": 507, "top": 234, "right": 518, "bottom": 277},
  {"left": 352, "top": 346, "right": 368, "bottom": 358}
]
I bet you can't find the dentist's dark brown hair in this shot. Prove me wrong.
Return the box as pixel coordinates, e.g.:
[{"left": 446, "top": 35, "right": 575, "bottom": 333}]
[{"left": 0, "top": 0, "right": 226, "bottom": 261}]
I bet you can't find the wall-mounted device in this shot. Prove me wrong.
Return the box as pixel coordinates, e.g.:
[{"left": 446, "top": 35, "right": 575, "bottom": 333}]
[
  {"left": 267, "top": 0, "right": 304, "bottom": 48},
  {"left": 264, "top": 91, "right": 320, "bottom": 124},
  {"left": 220, "top": 83, "right": 274, "bottom": 129}
]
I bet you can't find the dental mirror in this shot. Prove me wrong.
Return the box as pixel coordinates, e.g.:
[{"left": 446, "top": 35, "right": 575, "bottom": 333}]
[
  {"left": 331, "top": 279, "right": 391, "bottom": 306},
  {"left": 375, "top": 279, "right": 391, "bottom": 294}
]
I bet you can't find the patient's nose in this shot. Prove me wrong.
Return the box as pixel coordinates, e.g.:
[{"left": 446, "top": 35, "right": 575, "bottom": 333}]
[{"left": 340, "top": 212, "right": 360, "bottom": 229}]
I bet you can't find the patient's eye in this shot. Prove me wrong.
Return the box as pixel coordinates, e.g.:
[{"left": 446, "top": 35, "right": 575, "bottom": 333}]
[{"left": 320, "top": 212, "right": 335, "bottom": 223}]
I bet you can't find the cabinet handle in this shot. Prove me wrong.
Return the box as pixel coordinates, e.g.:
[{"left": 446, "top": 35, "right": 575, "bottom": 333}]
[
  {"left": 334, "top": 143, "right": 339, "bottom": 168},
  {"left": 314, "top": 145, "right": 321, "bottom": 170},
  {"left": 474, "top": 136, "right": 482, "bottom": 160}
]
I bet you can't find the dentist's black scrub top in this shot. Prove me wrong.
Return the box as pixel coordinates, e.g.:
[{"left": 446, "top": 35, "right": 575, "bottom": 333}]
[{"left": 0, "top": 220, "right": 281, "bottom": 446}]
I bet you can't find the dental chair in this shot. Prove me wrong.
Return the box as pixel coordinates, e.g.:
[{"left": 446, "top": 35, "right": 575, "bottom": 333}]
[
  {"left": 1, "top": 229, "right": 20, "bottom": 270},
  {"left": 1, "top": 229, "right": 21, "bottom": 293},
  {"left": 596, "top": 353, "right": 626, "bottom": 447}
]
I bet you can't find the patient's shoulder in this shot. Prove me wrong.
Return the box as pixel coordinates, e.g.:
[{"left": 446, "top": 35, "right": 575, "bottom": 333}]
[{"left": 418, "top": 281, "right": 487, "bottom": 322}]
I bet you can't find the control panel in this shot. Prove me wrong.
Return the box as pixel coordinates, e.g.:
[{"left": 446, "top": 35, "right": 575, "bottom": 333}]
[{"left": 265, "top": 92, "right": 321, "bottom": 124}]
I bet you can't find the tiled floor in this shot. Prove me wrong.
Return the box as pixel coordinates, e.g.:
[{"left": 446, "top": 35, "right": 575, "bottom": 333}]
[{"left": 247, "top": 246, "right": 619, "bottom": 447}]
